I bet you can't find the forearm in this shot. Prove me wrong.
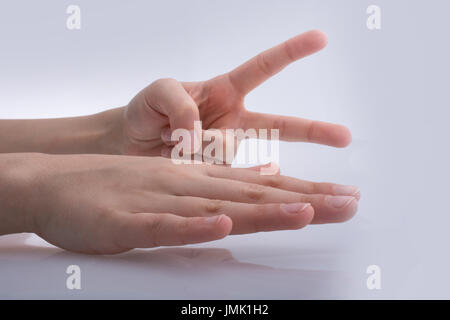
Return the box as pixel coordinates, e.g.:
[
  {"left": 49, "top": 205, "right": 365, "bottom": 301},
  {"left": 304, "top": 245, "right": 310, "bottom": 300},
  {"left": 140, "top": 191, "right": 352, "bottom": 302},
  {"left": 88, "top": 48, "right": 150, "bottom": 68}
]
[{"left": 0, "top": 107, "right": 125, "bottom": 155}]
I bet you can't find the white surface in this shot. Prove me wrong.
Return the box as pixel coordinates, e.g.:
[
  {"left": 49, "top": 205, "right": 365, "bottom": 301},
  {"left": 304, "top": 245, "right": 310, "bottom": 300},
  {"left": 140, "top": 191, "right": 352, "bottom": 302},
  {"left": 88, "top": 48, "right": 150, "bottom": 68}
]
[
  {"left": 1, "top": 0, "right": 449, "bottom": 299},
  {"left": 0, "top": 226, "right": 365, "bottom": 299}
]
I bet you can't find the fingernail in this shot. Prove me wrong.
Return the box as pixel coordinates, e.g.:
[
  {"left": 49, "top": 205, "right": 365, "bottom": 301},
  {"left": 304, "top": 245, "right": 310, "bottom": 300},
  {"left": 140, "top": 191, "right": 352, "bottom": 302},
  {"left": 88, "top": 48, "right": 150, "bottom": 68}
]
[
  {"left": 333, "top": 185, "right": 360, "bottom": 198},
  {"left": 280, "top": 203, "right": 310, "bottom": 214},
  {"left": 326, "top": 195, "right": 355, "bottom": 209},
  {"left": 205, "top": 214, "right": 223, "bottom": 225}
]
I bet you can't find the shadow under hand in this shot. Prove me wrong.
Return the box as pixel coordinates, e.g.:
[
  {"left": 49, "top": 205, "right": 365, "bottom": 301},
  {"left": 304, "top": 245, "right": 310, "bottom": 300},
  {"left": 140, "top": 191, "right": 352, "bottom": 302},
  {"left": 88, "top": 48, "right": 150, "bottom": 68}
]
[{"left": 0, "top": 237, "right": 349, "bottom": 299}]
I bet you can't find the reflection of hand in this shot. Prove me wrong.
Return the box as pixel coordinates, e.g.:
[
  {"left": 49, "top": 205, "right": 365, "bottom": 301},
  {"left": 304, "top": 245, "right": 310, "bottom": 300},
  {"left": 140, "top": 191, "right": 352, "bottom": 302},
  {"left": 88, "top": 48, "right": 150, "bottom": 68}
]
[
  {"left": 120, "top": 30, "right": 351, "bottom": 157},
  {"left": 1, "top": 153, "right": 358, "bottom": 254}
]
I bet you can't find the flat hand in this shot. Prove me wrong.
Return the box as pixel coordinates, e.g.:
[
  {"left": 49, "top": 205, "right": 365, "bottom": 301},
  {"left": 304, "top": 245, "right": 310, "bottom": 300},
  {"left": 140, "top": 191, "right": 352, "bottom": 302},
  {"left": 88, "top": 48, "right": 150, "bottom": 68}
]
[
  {"left": 11, "top": 154, "right": 358, "bottom": 254},
  {"left": 122, "top": 30, "right": 351, "bottom": 158}
]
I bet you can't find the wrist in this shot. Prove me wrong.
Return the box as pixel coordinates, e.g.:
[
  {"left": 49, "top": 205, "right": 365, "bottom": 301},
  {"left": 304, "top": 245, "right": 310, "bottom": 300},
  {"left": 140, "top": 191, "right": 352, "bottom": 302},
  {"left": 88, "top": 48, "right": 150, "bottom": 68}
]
[
  {"left": 0, "top": 153, "right": 45, "bottom": 235},
  {"left": 91, "top": 107, "right": 126, "bottom": 155}
]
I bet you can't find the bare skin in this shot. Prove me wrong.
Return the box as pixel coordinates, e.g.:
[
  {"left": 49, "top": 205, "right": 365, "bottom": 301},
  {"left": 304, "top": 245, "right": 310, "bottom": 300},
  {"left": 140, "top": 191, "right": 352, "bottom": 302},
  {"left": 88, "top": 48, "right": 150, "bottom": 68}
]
[
  {"left": 122, "top": 30, "right": 351, "bottom": 158},
  {"left": 0, "top": 30, "right": 351, "bottom": 156},
  {"left": 0, "top": 30, "right": 359, "bottom": 254},
  {"left": 0, "top": 153, "right": 357, "bottom": 254}
]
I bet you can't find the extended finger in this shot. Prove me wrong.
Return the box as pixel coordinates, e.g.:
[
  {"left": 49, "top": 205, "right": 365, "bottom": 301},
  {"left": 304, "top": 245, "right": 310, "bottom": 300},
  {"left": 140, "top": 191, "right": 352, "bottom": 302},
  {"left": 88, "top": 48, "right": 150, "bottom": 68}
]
[
  {"left": 115, "top": 212, "right": 232, "bottom": 249},
  {"left": 227, "top": 30, "right": 328, "bottom": 95},
  {"left": 242, "top": 111, "right": 352, "bottom": 147},
  {"left": 139, "top": 195, "right": 314, "bottom": 234},
  {"left": 204, "top": 165, "right": 360, "bottom": 199}
]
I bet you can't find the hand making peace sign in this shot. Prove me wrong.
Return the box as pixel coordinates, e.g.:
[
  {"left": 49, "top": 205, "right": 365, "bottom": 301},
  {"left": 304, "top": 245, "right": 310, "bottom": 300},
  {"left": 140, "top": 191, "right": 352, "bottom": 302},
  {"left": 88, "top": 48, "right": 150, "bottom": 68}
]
[{"left": 121, "top": 30, "right": 351, "bottom": 158}]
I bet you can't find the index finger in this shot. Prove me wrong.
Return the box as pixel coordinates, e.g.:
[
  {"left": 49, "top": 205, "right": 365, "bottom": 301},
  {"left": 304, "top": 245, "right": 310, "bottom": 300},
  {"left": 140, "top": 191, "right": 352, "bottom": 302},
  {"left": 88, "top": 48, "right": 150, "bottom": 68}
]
[{"left": 227, "top": 30, "right": 328, "bottom": 95}]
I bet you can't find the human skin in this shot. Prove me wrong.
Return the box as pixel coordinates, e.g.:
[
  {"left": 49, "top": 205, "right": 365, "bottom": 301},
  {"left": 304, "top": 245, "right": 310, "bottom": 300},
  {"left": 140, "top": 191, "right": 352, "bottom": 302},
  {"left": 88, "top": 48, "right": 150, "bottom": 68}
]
[
  {"left": 0, "top": 153, "right": 358, "bottom": 254},
  {"left": 0, "top": 30, "right": 350, "bottom": 156},
  {"left": 122, "top": 30, "right": 352, "bottom": 159},
  {"left": 0, "top": 30, "right": 360, "bottom": 254}
]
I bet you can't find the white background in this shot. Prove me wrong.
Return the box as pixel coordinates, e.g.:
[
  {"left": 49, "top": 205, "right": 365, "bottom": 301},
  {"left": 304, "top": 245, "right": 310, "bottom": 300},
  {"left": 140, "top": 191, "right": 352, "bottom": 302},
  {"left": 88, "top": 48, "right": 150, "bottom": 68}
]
[{"left": 0, "top": 0, "right": 449, "bottom": 298}]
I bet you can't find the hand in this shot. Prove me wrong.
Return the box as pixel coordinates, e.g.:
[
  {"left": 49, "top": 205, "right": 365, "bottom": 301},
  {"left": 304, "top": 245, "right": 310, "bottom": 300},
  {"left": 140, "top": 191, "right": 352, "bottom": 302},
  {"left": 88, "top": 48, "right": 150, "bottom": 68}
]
[
  {"left": 121, "top": 30, "right": 351, "bottom": 159},
  {"left": 1, "top": 154, "right": 358, "bottom": 254}
]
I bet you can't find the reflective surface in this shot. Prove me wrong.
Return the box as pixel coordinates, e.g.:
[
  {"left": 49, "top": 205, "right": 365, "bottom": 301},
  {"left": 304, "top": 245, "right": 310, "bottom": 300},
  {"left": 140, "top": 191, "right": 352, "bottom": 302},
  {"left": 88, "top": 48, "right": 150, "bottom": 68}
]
[
  {"left": 1, "top": 0, "right": 450, "bottom": 299},
  {"left": 0, "top": 229, "right": 360, "bottom": 299}
]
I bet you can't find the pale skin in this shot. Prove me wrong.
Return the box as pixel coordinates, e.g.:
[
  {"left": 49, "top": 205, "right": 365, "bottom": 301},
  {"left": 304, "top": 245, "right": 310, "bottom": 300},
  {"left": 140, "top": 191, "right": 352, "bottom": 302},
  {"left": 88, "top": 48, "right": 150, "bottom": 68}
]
[{"left": 0, "top": 30, "right": 360, "bottom": 254}]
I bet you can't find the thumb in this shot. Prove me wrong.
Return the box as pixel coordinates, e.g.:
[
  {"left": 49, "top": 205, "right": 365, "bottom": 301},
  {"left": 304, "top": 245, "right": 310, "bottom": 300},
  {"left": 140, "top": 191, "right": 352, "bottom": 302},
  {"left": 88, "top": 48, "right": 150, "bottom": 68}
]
[{"left": 148, "top": 78, "right": 202, "bottom": 152}]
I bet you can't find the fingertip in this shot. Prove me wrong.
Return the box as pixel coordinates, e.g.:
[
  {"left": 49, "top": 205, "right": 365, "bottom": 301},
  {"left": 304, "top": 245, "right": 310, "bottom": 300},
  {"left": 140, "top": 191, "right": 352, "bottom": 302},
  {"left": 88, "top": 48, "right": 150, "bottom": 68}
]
[
  {"left": 300, "top": 204, "right": 315, "bottom": 226},
  {"left": 218, "top": 214, "right": 233, "bottom": 236},
  {"left": 306, "top": 29, "right": 328, "bottom": 50},
  {"left": 280, "top": 203, "right": 315, "bottom": 229},
  {"left": 333, "top": 124, "right": 352, "bottom": 148},
  {"left": 288, "top": 29, "right": 328, "bottom": 60},
  {"left": 292, "top": 205, "right": 314, "bottom": 229},
  {"left": 338, "top": 198, "right": 358, "bottom": 223},
  {"left": 206, "top": 214, "right": 233, "bottom": 239}
]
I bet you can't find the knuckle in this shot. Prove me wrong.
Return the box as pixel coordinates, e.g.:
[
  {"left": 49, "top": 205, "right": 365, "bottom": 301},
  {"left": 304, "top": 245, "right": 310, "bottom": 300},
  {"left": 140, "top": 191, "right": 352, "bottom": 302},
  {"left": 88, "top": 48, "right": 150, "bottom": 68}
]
[
  {"left": 152, "top": 77, "right": 176, "bottom": 88},
  {"left": 298, "top": 194, "right": 308, "bottom": 203},
  {"left": 176, "top": 219, "right": 192, "bottom": 246},
  {"left": 312, "top": 182, "right": 327, "bottom": 194},
  {"left": 241, "top": 183, "right": 266, "bottom": 201},
  {"left": 271, "top": 117, "right": 286, "bottom": 139},
  {"left": 262, "top": 175, "right": 281, "bottom": 188},
  {"left": 306, "top": 120, "right": 316, "bottom": 142},
  {"left": 283, "top": 41, "right": 295, "bottom": 61},
  {"left": 322, "top": 182, "right": 336, "bottom": 194},
  {"left": 159, "top": 162, "right": 196, "bottom": 182},
  {"left": 201, "top": 164, "right": 214, "bottom": 177},
  {"left": 303, "top": 182, "right": 316, "bottom": 194},
  {"left": 94, "top": 207, "right": 116, "bottom": 226},
  {"left": 256, "top": 53, "right": 273, "bottom": 76},
  {"left": 161, "top": 162, "right": 180, "bottom": 176},
  {"left": 149, "top": 79, "right": 164, "bottom": 91},
  {"left": 175, "top": 102, "right": 197, "bottom": 116},
  {"left": 203, "top": 199, "right": 225, "bottom": 214}
]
